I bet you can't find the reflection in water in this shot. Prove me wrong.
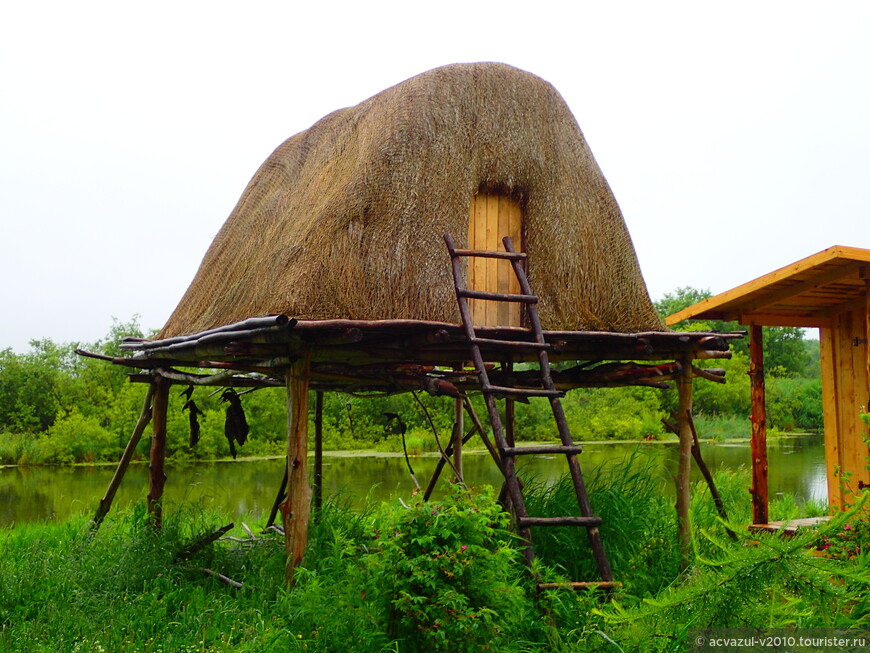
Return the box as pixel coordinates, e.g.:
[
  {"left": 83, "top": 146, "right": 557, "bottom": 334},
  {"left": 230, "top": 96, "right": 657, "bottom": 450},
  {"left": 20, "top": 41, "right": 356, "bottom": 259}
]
[{"left": 0, "top": 434, "right": 827, "bottom": 527}]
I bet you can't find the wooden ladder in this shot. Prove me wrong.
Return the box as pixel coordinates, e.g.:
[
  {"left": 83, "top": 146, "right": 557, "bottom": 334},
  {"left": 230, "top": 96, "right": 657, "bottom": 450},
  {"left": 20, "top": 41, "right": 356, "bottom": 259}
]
[{"left": 444, "top": 233, "right": 615, "bottom": 590}]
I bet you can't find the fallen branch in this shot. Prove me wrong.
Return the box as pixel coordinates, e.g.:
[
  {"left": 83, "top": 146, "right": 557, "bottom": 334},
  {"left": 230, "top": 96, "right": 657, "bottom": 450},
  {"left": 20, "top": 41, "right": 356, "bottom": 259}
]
[{"left": 174, "top": 523, "right": 234, "bottom": 562}]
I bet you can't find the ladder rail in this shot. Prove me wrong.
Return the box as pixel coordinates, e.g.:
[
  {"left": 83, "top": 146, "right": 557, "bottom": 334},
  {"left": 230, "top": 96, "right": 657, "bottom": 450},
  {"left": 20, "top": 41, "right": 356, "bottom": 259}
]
[{"left": 445, "top": 232, "right": 613, "bottom": 583}]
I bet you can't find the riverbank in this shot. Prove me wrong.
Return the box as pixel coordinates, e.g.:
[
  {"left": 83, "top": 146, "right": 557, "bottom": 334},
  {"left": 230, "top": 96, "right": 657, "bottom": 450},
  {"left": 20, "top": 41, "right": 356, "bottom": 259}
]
[{"left": 1, "top": 466, "right": 865, "bottom": 652}]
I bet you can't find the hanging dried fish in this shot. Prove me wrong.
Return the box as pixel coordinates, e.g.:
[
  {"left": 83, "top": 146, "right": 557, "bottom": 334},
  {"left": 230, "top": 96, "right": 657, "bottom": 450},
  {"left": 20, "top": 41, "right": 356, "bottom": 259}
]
[
  {"left": 221, "top": 388, "right": 249, "bottom": 459},
  {"left": 180, "top": 386, "right": 204, "bottom": 448}
]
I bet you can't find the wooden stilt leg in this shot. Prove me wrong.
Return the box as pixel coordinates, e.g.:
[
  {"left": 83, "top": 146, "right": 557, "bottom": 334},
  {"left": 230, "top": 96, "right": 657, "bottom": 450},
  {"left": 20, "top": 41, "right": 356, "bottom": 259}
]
[
  {"left": 675, "top": 356, "right": 694, "bottom": 570},
  {"left": 749, "top": 324, "right": 769, "bottom": 525},
  {"left": 313, "top": 390, "right": 324, "bottom": 515},
  {"left": 147, "top": 376, "right": 170, "bottom": 529},
  {"left": 279, "top": 353, "right": 312, "bottom": 585},
  {"left": 92, "top": 385, "right": 155, "bottom": 530}
]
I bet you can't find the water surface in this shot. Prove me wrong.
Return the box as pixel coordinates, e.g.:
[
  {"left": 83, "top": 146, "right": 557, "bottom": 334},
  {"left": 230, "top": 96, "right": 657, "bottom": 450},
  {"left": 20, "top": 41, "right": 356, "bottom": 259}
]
[{"left": 0, "top": 434, "right": 826, "bottom": 527}]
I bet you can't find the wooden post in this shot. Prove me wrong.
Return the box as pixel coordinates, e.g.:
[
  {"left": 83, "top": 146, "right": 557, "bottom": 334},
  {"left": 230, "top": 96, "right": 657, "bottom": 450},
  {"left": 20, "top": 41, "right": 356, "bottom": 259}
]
[
  {"left": 92, "top": 385, "right": 155, "bottom": 529},
  {"left": 452, "top": 394, "right": 464, "bottom": 481},
  {"left": 147, "top": 376, "right": 170, "bottom": 529},
  {"left": 675, "top": 355, "right": 694, "bottom": 569},
  {"left": 279, "top": 353, "right": 312, "bottom": 585},
  {"left": 313, "top": 390, "right": 324, "bottom": 514},
  {"left": 748, "top": 324, "right": 769, "bottom": 525}
]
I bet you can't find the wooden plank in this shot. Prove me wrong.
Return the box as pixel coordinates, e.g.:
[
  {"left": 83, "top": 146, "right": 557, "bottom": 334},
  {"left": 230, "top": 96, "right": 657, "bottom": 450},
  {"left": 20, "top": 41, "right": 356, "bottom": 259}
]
[
  {"left": 469, "top": 195, "right": 488, "bottom": 324},
  {"left": 841, "top": 309, "right": 866, "bottom": 501},
  {"left": 280, "top": 353, "right": 312, "bottom": 585},
  {"left": 509, "top": 196, "right": 523, "bottom": 325},
  {"left": 836, "top": 312, "right": 857, "bottom": 505},
  {"left": 737, "top": 313, "right": 831, "bottom": 328},
  {"left": 748, "top": 325, "right": 768, "bottom": 525},
  {"left": 819, "top": 325, "right": 841, "bottom": 509},
  {"left": 485, "top": 194, "right": 499, "bottom": 325},
  {"left": 497, "top": 195, "right": 511, "bottom": 326}
]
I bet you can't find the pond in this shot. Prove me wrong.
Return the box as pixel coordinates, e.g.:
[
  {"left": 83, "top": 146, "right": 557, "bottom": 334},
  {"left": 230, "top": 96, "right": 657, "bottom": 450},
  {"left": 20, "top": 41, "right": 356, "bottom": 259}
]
[{"left": 0, "top": 434, "right": 827, "bottom": 527}]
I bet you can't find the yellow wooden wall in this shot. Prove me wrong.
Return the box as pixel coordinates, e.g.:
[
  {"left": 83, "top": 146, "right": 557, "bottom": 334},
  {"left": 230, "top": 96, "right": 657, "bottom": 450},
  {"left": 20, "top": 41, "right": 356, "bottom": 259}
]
[
  {"left": 819, "top": 295, "right": 870, "bottom": 509},
  {"left": 467, "top": 193, "right": 523, "bottom": 327}
]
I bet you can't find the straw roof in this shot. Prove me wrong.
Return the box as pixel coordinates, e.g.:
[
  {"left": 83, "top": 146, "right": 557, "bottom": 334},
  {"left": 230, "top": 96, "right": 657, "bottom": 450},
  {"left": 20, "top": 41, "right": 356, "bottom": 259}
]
[{"left": 159, "top": 62, "right": 663, "bottom": 338}]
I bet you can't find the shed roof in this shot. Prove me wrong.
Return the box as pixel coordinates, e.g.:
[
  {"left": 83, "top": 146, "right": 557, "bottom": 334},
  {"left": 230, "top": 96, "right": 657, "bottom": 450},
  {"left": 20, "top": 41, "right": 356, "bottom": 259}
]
[
  {"left": 158, "top": 62, "right": 662, "bottom": 338},
  {"left": 665, "top": 245, "right": 870, "bottom": 328}
]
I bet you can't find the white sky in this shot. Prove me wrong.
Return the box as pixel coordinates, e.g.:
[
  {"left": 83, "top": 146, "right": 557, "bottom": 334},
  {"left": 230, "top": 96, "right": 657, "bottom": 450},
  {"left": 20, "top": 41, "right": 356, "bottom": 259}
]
[{"left": 2, "top": 1, "right": 868, "bottom": 352}]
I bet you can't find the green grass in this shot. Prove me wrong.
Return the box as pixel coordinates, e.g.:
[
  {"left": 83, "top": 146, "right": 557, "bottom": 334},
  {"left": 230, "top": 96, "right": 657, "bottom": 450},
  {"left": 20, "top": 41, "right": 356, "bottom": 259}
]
[{"left": 2, "top": 467, "right": 868, "bottom": 652}]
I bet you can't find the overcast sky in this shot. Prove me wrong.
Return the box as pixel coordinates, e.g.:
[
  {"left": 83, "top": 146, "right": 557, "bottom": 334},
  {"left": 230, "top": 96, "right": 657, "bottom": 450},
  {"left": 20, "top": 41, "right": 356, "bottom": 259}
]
[{"left": 2, "top": 1, "right": 868, "bottom": 352}]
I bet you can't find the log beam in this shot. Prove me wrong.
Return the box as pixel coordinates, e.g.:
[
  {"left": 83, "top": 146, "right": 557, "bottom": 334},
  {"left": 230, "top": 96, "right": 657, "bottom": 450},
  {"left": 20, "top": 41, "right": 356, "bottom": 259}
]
[{"left": 279, "top": 353, "right": 312, "bottom": 585}]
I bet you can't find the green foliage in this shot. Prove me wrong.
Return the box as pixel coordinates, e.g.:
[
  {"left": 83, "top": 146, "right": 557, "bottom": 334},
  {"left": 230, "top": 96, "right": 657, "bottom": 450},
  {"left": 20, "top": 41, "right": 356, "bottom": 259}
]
[
  {"left": 0, "top": 287, "right": 825, "bottom": 467},
  {"left": 366, "top": 486, "right": 529, "bottom": 652},
  {"left": 2, "top": 471, "right": 867, "bottom": 652},
  {"left": 596, "top": 507, "right": 870, "bottom": 649},
  {"left": 34, "top": 410, "right": 116, "bottom": 464}
]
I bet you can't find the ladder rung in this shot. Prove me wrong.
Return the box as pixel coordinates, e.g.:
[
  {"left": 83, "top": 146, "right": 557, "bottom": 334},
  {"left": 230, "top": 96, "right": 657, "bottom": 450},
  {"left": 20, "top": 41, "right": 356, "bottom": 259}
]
[
  {"left": 451, "top": 248, "right": 527, "bottom": 261},
  {"left": 502, "top": 445, "right": 583, "bottom": 456},
  {"left": 457, "top": 289, "right": 538, "bottom": 303},
  {"left": 483, "top": 385, "right": 563, "bottom": 398},
  {"left": 469, "top": 337, "right": 551, "bottom": 351},
  {"left": 537, "top": 581, "right": 622, "bottom": 591},
  {"left": 518, "top": 516, "right": 603, "bottom": 528}
]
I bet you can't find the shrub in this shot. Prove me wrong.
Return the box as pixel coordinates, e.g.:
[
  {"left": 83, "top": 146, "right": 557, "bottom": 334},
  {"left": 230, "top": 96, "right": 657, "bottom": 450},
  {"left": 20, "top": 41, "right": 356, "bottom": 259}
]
[{"left": 35, "top": 411, "right": 117, "bottom": 464}]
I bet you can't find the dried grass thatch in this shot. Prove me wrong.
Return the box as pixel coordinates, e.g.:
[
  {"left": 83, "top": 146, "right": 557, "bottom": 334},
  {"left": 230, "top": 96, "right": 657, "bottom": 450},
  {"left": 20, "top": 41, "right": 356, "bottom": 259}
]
[{"left": 159, "top": 62, "right": 663, "bottom": 338}]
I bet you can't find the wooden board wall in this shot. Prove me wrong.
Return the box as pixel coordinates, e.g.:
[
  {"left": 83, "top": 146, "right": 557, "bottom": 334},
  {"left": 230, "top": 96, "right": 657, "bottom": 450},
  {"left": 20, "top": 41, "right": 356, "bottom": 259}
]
[
  {"left": 467, "top": 193, "right": 523, "bottom": 326},
  {"left": 820, "top": 297, "right": 870, "bottom": 509}
]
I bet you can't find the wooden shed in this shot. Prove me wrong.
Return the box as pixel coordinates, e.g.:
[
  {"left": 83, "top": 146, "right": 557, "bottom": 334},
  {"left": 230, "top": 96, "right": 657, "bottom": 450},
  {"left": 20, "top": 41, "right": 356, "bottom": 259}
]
[
  {"left": 82, "top": 62, "right": 742, "bottom": 585},
  {"left": 666, "top": 245, "right": 870, "bottom": 522}
]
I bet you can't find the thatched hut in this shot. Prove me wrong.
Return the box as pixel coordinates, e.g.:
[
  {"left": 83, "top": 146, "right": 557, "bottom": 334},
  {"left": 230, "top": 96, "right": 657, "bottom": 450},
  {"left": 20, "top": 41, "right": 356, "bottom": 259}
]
[
  {"left": 160, "top": 62, "right": 662, "bottom": 337},
  {"left": 84, "top": 62, "right": 741, "bottom": 587}
]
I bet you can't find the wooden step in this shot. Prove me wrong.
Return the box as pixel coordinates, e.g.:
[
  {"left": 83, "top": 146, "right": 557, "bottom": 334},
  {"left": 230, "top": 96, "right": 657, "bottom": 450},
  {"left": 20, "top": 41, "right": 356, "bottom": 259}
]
[
  {"left": 502, "top": 445, "right": 583, "bottom": 456},
  {"left": 450, "top": 248, "right": 527, "bottom": 261},
  {"left": 482, "top": 385, "right": 563, "bottom": 398},
  {"left": 518, "top": 516, "right": 603, "bottom": 528},
  {"left": 469, "top": 337, "right": 551, "bottom": 351},
  {"left": 537, "top": 581, "right": 622, "bottom": 591},
  {"left": 457, "top": 289, "right": 538, "bottom": 303}
]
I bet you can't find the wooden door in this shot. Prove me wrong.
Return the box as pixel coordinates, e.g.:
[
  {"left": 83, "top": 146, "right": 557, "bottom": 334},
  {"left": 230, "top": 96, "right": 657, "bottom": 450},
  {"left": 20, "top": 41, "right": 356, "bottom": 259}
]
[{"left": 467, "top": 193, "right": 523, "bottom": 327}]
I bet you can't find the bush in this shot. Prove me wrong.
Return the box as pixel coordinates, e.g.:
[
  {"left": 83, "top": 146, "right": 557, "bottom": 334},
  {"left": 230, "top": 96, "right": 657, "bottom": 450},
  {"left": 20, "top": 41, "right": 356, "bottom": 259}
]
[
  {"left": 366, "top": 485, "right": 529, "bottom": 652},
  {"left": 34, "top": 411, "right": 117, "bottom": 464}
]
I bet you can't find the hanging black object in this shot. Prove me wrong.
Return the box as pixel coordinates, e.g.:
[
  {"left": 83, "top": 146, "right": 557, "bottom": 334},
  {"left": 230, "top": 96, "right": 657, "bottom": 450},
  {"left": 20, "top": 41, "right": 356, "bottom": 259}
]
[
  {"left": 221, "top": 388, "right": 249, "bottom": 459},
  {"left": 180, "top": 386, "right": 204, "bottom": 448}
]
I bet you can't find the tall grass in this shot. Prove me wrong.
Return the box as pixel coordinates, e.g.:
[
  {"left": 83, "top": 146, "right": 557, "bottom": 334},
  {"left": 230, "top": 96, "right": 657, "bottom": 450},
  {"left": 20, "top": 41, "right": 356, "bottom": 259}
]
[{"left": 1, "top": 463, "right": 867, "bottom": 652}]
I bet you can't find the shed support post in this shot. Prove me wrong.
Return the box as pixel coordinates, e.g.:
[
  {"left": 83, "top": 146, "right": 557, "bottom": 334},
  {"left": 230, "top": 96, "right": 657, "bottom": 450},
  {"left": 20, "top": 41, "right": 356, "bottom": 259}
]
[
  {"left": 280, "top": 353, "right": 312, "bottom": 585},
  {"left": 92, "top": 385, "right": 155, "bottom": 530},
  {"left": 749, "top": 324, "right": 769, "bottom": 525},
  {"left": 675, "top": 355, "right": 694, "bottom": 570},
  {"left": 147, "top": 376, "right": 170, "bottom": 529},
  {"left": 313, "top": 390, "right": 324, "bottom": 515}
]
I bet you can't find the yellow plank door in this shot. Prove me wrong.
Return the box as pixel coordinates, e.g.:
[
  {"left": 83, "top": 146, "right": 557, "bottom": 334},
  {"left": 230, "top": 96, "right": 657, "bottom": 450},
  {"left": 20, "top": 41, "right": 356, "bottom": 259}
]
[{"left": 467, "top": 193, "right": 523, "bottom": 327}]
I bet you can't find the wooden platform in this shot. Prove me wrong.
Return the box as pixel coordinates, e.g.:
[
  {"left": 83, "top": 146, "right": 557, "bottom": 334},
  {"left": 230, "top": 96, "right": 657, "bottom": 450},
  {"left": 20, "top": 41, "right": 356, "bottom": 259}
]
[
  {"left": 748, "top": 516, "right": 831, "bottom": 536},
  {"left": 77, "top": 315, "right": 743, "bottom": 395}
]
